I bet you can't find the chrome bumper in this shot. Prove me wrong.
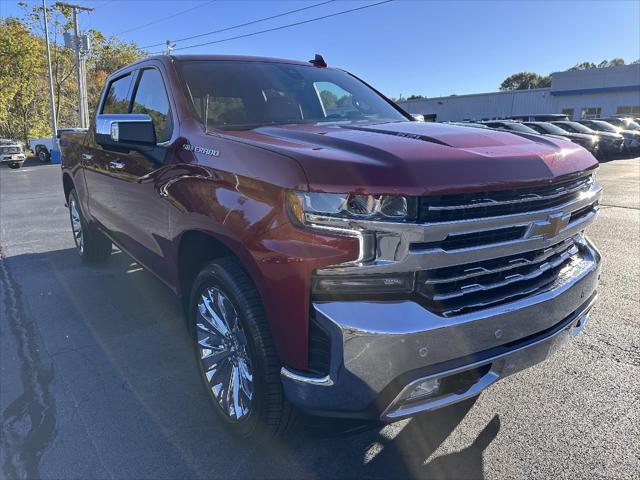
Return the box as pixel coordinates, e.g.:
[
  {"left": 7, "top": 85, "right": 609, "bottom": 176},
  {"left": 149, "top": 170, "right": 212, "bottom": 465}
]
[{"left": 281, "top": 239, "right": 600, "bottom": 420}]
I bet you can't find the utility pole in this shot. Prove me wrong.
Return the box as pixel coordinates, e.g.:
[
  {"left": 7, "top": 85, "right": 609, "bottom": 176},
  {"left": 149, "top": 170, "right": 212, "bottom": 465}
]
[
  {"left": 42, "top": 0, "right": 58, "bottom": 143},
  {"left": 57, "top": 2, "right": 93, "bottom": 128}
]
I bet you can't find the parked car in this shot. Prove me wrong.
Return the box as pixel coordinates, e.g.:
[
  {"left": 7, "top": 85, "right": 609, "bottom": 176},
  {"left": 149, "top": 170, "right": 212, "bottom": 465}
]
[
  {"left": 524, "top": 122, "right": 600, "bottom": 156},
  {"left": 577, "top": 119, "right": 640, "bottom": 153},
  {"left": 446, "top": 121, "right": 490, "bottom": 129},
  {"left": 508, "top": 114, "right": 569, "bottom": 122},
  {"left": 552, "top": 121, "right": 625, "bottom": 157},
  {"left": 0, "top": 139, "right": 26, "bottom": 169},
  {"left": 29, "top": 128, "right": 87, "bottom": 162},
  {"left": 599, "top": 117, "right": 640, "bottom": 131},
  {"left": 60, "top": 54, "right": 602, "bottom": 441},
  {"left": 482, "top": 120, "right": 565, "bottom": 140}
]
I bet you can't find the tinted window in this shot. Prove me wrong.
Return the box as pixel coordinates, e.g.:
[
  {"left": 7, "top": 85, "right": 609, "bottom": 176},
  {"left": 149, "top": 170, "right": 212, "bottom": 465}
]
[
  {"left": 524, "top": 123, "right": 545, "bottom": 133},
  {"left": 102, "top": 74, "right": 132, "bottom": 114},
  {"left": 132, "top": 69, "right": 173, "bottom": 142},
  {"left": 177, "top": 61, "right": 407, "bottom": 130}
]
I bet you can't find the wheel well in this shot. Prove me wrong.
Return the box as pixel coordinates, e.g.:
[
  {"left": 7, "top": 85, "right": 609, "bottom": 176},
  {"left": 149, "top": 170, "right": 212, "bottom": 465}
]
[
  {"left": 62, "top": 173, "right": 74, "bottom": 201},
  {"left": 177, "top": 231, "right": 235, "bottom": 299}
]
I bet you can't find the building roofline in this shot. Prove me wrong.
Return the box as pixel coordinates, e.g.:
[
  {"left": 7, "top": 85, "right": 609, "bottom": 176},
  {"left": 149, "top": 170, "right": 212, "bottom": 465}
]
[{"left": 399, "top": 87, "right": 551, "bottom": 104}]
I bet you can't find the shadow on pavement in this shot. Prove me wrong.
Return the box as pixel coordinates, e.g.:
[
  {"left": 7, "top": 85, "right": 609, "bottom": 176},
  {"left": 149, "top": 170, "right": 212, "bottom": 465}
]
[{"left": 1, "top": 245, "right": 499, "bottom": 479}]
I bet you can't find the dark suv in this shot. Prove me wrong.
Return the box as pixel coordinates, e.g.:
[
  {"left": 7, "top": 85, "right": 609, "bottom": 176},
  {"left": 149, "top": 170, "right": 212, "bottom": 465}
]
[
  {"left": 524, "top": 122, "right": 600, "bottom": 156},
  {"left": 553, "top": 121, "right": 625, "bottom": 156}
]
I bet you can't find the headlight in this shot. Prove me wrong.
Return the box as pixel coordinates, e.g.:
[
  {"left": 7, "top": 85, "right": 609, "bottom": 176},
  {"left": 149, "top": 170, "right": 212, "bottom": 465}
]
[{"left": 287, "top": 191, "right": 417, "bottom": 228}]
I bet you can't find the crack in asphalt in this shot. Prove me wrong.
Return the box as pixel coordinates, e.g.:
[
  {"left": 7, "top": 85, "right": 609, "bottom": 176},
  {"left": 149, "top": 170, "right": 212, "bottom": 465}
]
[{"left": 0, "top": 247, "right": 57, "bottom": 479}]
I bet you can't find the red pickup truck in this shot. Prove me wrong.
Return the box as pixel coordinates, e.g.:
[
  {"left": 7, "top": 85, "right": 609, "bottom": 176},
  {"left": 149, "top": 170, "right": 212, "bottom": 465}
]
[{"left": 60, "top": 54, "right": 602, "bottom": 440}]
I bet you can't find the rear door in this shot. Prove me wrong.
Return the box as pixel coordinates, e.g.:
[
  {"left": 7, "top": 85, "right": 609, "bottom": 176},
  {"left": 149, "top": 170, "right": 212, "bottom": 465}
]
[
  {"left": 107, "top": 66, "right": 175, "bottom": 280},
  {"left": 83, "top": 72, "right": 134, "bottom": 231}
]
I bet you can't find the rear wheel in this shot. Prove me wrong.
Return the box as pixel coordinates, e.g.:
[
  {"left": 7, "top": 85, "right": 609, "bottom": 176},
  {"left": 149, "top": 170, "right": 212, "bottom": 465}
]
[
  {"left": 8, "top": 163, "right": 21, "bottom": 169},
  {"left": 189, "top": 258, "right": 296, "bottom": 441},
  {"left": 37, "top": 147, "right": 50, "bottom": 162},
  {"left": 68, "top": 189, "right": 112, "bottom": 262}
]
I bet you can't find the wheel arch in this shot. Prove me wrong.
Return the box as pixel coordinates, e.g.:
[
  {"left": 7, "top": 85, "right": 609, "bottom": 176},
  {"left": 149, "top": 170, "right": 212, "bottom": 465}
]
[
  {"left": 176, "top": 229, "right": 259, "bottom": 303},
  {"left": 62, "top": 172, "right": 74, "bottom": 202}
]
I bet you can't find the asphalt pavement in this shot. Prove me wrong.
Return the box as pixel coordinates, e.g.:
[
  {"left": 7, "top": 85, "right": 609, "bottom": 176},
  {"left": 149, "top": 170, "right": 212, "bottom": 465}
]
[{"left": 1, "top": 156, "right": 638, "bottom": 479}]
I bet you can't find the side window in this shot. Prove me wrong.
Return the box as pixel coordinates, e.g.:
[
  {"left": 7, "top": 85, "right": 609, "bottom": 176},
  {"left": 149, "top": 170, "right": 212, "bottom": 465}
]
[
  {"left": 131, "top": 69, "right": 173, "bottom": 143},
  {"left": 102, "top": 74, "right": 132, "bottom": 114},
  {"left": 314, "top": 81, "right": 371, "bottom": 119}
]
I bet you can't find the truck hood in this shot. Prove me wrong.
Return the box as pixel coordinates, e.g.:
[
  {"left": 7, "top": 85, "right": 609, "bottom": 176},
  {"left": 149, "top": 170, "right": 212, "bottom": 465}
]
[{"left": 224, "top": 121, "right": 597, "bottom": 195}]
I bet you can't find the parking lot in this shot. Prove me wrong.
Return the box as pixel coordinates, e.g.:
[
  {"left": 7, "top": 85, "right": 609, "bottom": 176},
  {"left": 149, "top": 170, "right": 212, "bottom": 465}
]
[{"left": 1, "top": 156, "right": 638, "bottom": 479}]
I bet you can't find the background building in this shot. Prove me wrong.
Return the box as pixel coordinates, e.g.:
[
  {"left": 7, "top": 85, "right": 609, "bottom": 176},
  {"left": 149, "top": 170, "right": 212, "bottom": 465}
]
[{"left": 398, "top": 64, "right": 640, "bottom": 121}]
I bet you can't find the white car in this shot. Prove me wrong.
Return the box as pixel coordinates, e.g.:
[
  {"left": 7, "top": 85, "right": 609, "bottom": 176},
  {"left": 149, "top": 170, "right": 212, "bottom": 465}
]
[
  {"left": 0, "top": 139, "right": 26, "bottom": 169},
  {"left": 29, "top": 128, "right": 87, "bottom": 162}
]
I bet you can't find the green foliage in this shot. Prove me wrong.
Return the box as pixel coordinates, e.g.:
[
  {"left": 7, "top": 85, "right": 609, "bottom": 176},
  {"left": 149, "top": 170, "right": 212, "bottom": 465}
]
[
  {"left": 406, "top": 94, "right": 426, "bottom": 100},
  {"left": 0, "top": 4, "right": 146, "bottom": 145},
  {"left": 499, "top": 72, "right": 551, "bottom": 91},
  {"left": 569, "top": 58, "right": 626, "bottom": 70}
]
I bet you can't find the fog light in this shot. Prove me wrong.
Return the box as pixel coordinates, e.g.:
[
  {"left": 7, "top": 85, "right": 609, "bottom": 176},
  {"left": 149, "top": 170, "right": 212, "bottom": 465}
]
[
  {"left": 405, "top": 378, "right": 441, "bottom": 402},
  {"left": 312, "top": 273, "right": 415, "bottom": 296}
]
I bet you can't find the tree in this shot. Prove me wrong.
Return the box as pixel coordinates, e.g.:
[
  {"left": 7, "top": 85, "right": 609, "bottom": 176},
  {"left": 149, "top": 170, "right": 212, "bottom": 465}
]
[
  {"left": 0, "top": 18, "right": 49, "bottom": 144},
  {"left": 406, "top": 94, "right": 426, "bottom": 100},
  {"left": 0, "top": 4, "right": 146, "bottom": 145},
  {"left": 569, "top": 59, "right": 626, "bottom": 70},
  {"left": 499, "top": 72, "right": 551, "bottom": 91}
]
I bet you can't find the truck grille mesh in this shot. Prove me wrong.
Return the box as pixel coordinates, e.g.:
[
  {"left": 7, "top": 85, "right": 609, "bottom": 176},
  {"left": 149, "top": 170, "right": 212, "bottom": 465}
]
[
  {"left": 419, "top": 174, "right": 593, "bottom": 223},
  {"left": 416, "top": 237, "right": 581, "bottom": 317}
]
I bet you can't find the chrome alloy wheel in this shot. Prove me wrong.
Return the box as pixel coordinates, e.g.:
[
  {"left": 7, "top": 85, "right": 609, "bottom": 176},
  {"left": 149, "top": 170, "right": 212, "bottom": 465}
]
[
  {"left": 69, "top": 196, "right": 84, "bottom": 254},
  {"left": 196, "top": 287, "right": 253, "bottom": 420}
]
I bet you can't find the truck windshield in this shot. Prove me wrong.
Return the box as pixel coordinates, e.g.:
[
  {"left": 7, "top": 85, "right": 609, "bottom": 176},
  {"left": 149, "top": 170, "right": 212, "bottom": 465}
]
[{"left": 176, "top": 61, "right": 408, "bottom": 130}]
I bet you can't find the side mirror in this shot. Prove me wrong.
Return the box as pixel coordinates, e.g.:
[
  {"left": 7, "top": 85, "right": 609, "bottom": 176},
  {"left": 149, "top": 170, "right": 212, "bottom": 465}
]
[{"left": 95, "top": 114, "right": 156, "bottom": 150}]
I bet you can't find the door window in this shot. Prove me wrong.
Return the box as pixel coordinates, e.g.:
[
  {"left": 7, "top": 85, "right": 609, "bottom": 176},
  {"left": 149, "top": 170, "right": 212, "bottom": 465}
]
[
  {"left": 131, "top": 69, "right": 173, "bottom": 143},
  {"left": 102, "top": 74, "right": 132, "bottom": 114}
]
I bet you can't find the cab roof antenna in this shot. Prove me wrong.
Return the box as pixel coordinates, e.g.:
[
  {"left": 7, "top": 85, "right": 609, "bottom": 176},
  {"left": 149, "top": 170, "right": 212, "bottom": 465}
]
[{"left": 309, "top": 54, "right": 327, "bottom": 68}]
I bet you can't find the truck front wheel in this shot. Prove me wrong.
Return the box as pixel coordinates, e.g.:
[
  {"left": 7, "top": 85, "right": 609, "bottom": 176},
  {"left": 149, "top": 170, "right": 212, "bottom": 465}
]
[
  {"left": 189, "top": 258, "right": 296, "bottom": 441},
  {"left": 68, "top": 189, "right": 112, "bottom": 262}
]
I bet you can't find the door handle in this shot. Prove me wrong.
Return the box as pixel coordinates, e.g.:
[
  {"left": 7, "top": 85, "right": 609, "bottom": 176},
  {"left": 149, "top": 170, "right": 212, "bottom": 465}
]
[
  {"left": 81, "top": 153, "right": 93, "bottom": 160},
  {"left": 109, "top": 160, "right": 125, "bottom": 170}
]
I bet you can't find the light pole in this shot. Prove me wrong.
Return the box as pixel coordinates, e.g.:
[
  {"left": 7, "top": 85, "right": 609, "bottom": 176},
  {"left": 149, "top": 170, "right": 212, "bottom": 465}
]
[{"left": 42, "top": 0, "right": 58, "bottom": 144}]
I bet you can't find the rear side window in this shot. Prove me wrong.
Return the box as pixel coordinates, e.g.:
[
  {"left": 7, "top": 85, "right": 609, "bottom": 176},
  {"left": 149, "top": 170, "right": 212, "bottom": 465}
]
[
  {"left": 131, "top": 69, "right": 173, "bottom": 143},
  {"left": 102, "top": 74, "right": 132, "bottom": 114}
]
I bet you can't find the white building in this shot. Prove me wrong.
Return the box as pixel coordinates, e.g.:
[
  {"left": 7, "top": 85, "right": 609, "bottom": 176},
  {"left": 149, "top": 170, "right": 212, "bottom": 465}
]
[{"left": 398, "top": 64, "right": 640, "bottom": 122}]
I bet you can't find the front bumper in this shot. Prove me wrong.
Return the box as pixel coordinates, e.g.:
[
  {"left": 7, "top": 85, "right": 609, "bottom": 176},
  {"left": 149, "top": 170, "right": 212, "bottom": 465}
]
[
  {"left": 1, "top": 154, "right": 25, "bottom": 164},
  {"left": 281, "top": 239, "right": 600, "bottom": 421}
]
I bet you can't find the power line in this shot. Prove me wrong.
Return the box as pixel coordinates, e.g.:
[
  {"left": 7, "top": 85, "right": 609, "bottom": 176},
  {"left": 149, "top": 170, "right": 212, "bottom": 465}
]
[
  {"left": 140, "top": 0, "right": 337, "bottom": 50},
  {"left": 152, "top": 0, "right": 393, "bottom": 54},
  {"left": 117, "top": 0, "right": 216, "bottom": 36}
]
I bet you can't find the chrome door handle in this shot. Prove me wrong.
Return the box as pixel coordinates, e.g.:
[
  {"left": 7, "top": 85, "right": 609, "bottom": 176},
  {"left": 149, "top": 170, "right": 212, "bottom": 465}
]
[
  {"left": 109, "top": 160, "right": 125, "bottom": 170},
  {"left": 81, "top": 153, "right": 93, "bottom": 160}
]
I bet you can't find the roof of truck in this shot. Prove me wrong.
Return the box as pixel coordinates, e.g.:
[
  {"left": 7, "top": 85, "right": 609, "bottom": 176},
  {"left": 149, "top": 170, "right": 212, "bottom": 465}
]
[
  {"left": 168, "top": 54, "right": 312, "bottom": 66},
  {"left": 110, "top": 54, "right": 325, "bottom": 78}
]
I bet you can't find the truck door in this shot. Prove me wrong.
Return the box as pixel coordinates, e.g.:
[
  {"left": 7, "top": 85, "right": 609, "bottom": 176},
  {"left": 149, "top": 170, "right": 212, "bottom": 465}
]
[
  {"left": 107, "top": 67, "right": 175, "bottom": 281},
  {"left": 83, "top": 72, "right": 134, "bottom": 233}
]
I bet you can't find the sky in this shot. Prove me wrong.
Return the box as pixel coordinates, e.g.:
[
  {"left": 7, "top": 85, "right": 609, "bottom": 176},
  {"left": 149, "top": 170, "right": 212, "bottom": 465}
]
[{"left": 1, "top": 0, "right": 639, "bottom": 98}]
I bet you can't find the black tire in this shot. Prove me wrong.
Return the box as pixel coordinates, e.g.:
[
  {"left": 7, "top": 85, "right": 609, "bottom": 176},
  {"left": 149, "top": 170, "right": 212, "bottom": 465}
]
[
  {"left": 189, "top": 257, "right": 296, "bottom": 441},
  {"left": 8, "top": 163, "right": 21, "bottom": 169},
  {"left": 68, "top": 189, "right": 112, "bottom": 263},
  {"left": 37, "top": 147, "right": 50, "bottom": 163}
]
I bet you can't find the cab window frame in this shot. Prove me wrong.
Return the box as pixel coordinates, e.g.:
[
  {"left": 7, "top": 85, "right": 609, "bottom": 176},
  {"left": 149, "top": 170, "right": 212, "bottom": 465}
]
[
  {"left": 100, "top": 72, "right": 134, "bottom": 115},
  {"left": 129, "top": 66, "right": 175, "bottom": 145}
]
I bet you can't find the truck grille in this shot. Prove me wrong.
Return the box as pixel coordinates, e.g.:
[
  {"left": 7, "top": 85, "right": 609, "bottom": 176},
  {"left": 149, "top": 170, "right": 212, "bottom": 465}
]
[
  {"left": 416, "top": 237, "right": 580, "bottom": 317},
  {"left": 419, "top": 174, "right": 594, "bottom": 223}
]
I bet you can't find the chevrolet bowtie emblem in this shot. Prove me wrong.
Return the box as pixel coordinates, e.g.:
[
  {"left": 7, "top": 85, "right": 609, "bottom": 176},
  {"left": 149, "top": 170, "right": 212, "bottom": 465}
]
[{"left": 526, "top": 212, "right": 571, "bottom": 239}]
